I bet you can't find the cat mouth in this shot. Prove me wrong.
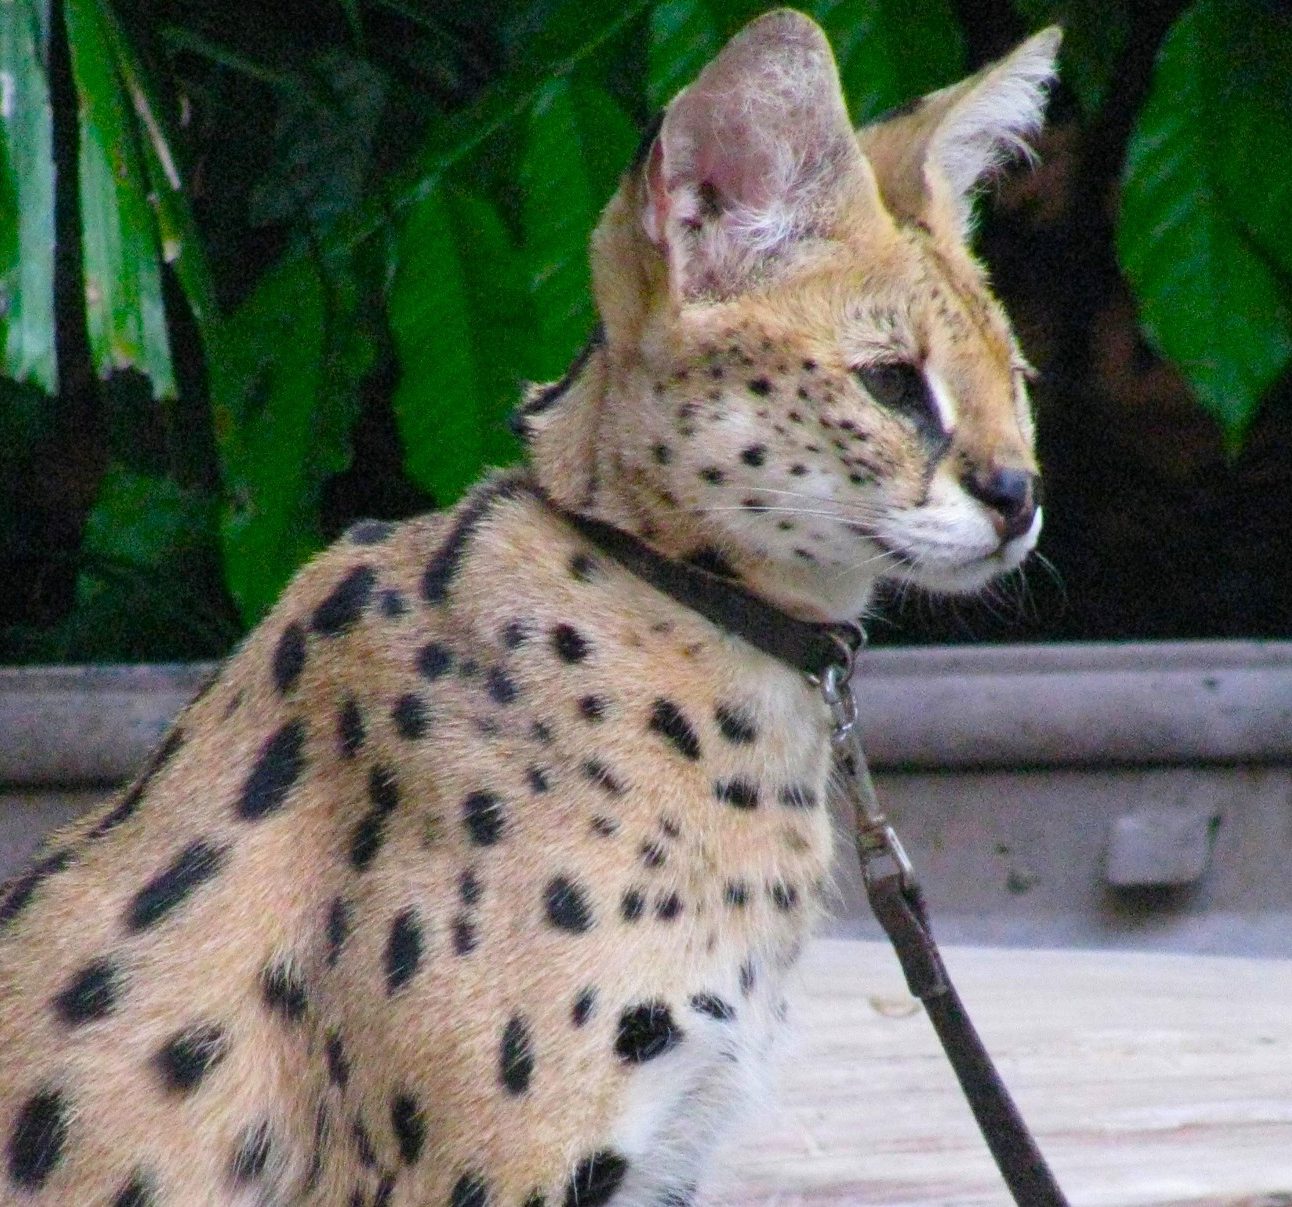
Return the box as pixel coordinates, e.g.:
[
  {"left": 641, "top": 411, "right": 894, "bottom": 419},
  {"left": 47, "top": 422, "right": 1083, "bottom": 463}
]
[{"left": 847, "top": 519, "right": 1039, "bottom": 590}]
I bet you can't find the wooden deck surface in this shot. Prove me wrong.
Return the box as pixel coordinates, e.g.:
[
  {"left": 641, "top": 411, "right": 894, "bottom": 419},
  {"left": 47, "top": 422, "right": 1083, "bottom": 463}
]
[{"left": 710, "top": 940, "right": 1292, "bottom": 1206}]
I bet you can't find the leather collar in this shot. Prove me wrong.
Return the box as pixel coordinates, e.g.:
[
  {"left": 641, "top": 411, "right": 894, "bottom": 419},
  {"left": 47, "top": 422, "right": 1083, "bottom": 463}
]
[{"left": 554, "top": 506, "right": 862, "bottom": 680}]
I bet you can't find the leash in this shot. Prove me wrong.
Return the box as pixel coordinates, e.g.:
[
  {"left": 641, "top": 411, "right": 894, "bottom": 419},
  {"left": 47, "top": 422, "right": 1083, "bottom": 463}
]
[
  {"left": 553, "top": 503, "right": 1071, "bottom": 1204},
  {"left": 818, "top": 631, "right": 1070, "bottom": 1206}
]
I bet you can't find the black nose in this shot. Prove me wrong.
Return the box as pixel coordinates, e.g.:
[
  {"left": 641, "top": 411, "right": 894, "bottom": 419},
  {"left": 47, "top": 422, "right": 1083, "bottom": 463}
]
[{"left": 964, "top": 467, "right": 1039, "bottom": 541}]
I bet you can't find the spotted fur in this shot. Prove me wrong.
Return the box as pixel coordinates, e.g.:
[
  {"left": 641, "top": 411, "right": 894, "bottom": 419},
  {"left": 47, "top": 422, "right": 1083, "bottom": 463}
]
[{"left": 0, "top": 12, "right": 1056, "bottom": 1205}]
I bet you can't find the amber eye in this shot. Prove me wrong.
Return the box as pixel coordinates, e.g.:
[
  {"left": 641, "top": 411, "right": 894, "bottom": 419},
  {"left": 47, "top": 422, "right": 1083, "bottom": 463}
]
[{"left": 853, "top": 362, "right": 943, "bottom": 443}]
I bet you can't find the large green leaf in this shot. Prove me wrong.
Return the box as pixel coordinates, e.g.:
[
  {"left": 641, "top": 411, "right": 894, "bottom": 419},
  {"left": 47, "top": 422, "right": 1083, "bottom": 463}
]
[
  {"left": 520, "top": 77, "right": 636, "bottom": 379},
  {"left": 808, "top": 0, "right": 965, "bottom": 124},
  {"left": 647, "top": 0, "right": 722, "bottom": 111},
  {"left": 64, "top": 0, "right": 174, "bottom": 396},
  {"left": 0, "top": 0, "right": 57, "bottom": 392},
  {"left": 390, "top": 187, "right": 527, "bottom": 505},
  {"left": 1012, "top": 0, "right": 1128, "bottom": 116},
  {"left": 1118, "top": 0, "right": 1292, "bottom": 448},
  {"left": 209, "top": 256, "right": 371, "bottom": 622},
  {"left": 93, "top": 0, "right": 216, "bottom": 334}
]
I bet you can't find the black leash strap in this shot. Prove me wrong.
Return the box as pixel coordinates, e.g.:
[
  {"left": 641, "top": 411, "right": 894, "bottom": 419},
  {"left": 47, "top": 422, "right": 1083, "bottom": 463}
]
[
  {"left": 551, "top": 502, "right": 1070, "bottom": 1205},
  {"left": 866, "top": 872, "right": 1070, "bottom": 1205}
]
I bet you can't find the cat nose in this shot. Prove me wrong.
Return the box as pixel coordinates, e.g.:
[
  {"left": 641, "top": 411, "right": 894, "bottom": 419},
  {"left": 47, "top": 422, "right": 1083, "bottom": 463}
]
[{"left": 964, "top": 466, "right": 1039, "bottom": 541}]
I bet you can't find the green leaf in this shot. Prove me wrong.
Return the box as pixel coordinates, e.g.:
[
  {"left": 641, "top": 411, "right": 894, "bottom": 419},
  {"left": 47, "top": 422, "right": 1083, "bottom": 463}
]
[
  {"left": 93, "top": 0, "right": 217, "bottom": 334},
  {"left": 1209, "top": 7, "right": 1292, "bottom": 282},
  {"left": 647, "top": 0, "right": 722, "bottom": 111},
  {"left": 520, "top": 78, "right": 636, "bottom": 379},
  {"left": 389, "top": 187, "right": 527, "bottom": 505},
  {"left": 249, "top": 50, "right": 387, "bottom": 237},
  {"left": 1012, "top": 0, "right": 1128, "bottom": 115},
  {"left": 1118, "top": 0, "right": 1292, "bottom": 448},
  {"left": 209, "top": 255, "right": 370, "bottom": 623},
  {"left": 82, "top": 462, "right": 216, "bottom": 569},
  {"left": 64, "top": 0, "right": 174, "bottom": 396},
  {"left": 807, "top": 0, "right": 966, "bottom": 123},
  {"left": 0, "top": 0, "right": 58, "bottom": 392}
]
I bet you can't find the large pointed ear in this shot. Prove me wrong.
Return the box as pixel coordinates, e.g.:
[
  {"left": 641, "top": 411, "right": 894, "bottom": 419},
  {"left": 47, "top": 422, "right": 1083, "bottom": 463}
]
[
  {"left": 642, "top": 9, "right": 880, "bottom": 300},
  {"left": 860, "top": 27, "right": 1061, "bottom": 238}
]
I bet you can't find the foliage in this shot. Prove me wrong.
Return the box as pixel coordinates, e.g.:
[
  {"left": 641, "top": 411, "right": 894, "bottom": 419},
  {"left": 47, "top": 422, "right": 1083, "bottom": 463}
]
[{"left": 1, "top": 0, "right": 1290, "bottom": 659}]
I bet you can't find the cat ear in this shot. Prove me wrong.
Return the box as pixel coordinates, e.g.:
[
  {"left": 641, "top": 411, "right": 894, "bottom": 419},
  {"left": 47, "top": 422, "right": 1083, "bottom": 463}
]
[
  {"left": 642, "top": 9, "right": 878, "bottom": 299},
  {"left": 861, "top": 27, "right": 1061, "bottom": 237}
]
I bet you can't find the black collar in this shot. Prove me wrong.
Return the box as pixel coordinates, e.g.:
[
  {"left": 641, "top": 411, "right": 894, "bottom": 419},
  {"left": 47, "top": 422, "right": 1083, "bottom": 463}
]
[{"left": 554, "top": 507, "right": 862, "bottom": 680}]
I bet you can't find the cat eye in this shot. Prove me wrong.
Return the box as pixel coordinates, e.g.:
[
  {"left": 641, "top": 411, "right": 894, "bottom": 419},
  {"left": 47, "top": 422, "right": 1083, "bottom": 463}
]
[{"left": 853, "top": 362, "right": 933, "bottom": 419}]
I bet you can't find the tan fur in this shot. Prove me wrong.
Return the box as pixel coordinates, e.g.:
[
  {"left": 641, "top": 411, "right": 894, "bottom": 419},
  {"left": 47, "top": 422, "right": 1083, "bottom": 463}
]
[{"left": 0, "top": 12, "right": 1057, "bottom": 1206}]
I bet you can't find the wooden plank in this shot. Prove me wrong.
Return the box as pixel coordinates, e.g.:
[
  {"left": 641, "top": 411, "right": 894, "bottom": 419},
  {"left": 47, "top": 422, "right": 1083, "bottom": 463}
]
[{"left": 710, "top": 940, "right": 1292, "bottom": 1205}]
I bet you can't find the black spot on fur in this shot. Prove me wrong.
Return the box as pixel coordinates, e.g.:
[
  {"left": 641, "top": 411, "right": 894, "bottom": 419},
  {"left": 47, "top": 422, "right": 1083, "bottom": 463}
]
[
  {"left": 589, "top": 815, "right": 618, "bottom": 837},
  {"left": 451, "top": 1172, "right": 491, "bottom": 1207},
  {"left": 651, "top": 442, "right": 672, "bottom": 464},
  {"left": 127, "top": 840, "right": 227, "bottom": 931},
  {"left": 526, "top": 765, "right": 550, "bottom": 793},
  {"left": 53, "top": 958, "right": 119, "bottom": 1024},
  {"left": 382, "top": 589, "right": 408, "bottom": 619},
  {"left": 545, "top": 877, "right": 593, "bottom": 933},
  {"left": 111, "top": 1171, "right": 156, "bottom": 1207},
  {"left": 273, "top": 623, "right": 307, "bottom": 693},
  {"left": 616, "top": 1002, "right": 682, "bottom": 1063},
  {"left": 392, "top": 694, "right": 430, "bottom": 739},
  {"left": 724, "top": 880, "right": 749, "bottom": 908},
  {"left": 658, "top": 1185, "right": 697, "bottom": 1207},
  {"left": 423, "top": 478, "right": 526, "bottom": 604},
  {"left": 568, "top": 551, "right": 598, "bottom": 581},
  {"left": 690, "top": 993, "right": 735, "bottom": 1021},
  {"left": 551, "top": 623, "right": 589, "bottom": 663},
  {"left": 523, "top": 1194, "right": 547, "bottom": 1207},
  {"left": 686, "top": 546, "right": 738, "bottom": 578},
  {"left": 231, "top": 1123, "right": 270, "bottom": 1183},
  {"left": 578, "top": 694, "right": 606, "bottom": 722},
  {"left": 391, "top": 1093, "right": 426, "bottom": 1164},
  {"left": 698, "top": 465, "right": 724, "bottom": 485},
  {"left": 714, "top": 778, "right": 759, "bottom": 809},
  {"left": 351, "top": 812, "right": 387, "bottom": 870},
  {"left": 531, "top": 719, "right": 554, "bottom": 743},
  {"left": 621, "top": 889, "right": 645, "bottom": 921},
  {"left": 0, "top": 849, "right": 74, "bottom": 931},
  {"left": 779, "top": 784, "right": 818, "bottom": 809},
  {"left": 500, "top": 1016, "right": 534, "bottom": 1095},
  {"left": 338, "top": 697, "right": 366, "bottom": 759},
  {"left": 238, "top": 718, "right": 307, "bottom": 820},
  {"left": 740, "top": 444, "right": 767, "bottom": 467},
  {"left": 347, "top": 519, "right": 394, "bottom": 545},
  {"left": 655, "top": 893, "right": 682, "bottom": 921},
  {"left": 715, "top": 704, "right": 757, "bottom": 744},
  {"left": 485, "top": 666, "right": 519, "bottom": 705},
  {"left": 770, "top": 882, "right": 799, "bottom": 912},
  {"left": 581, "top": 759, "right": 624, "bottom": 795},
  {"left": 352, "top": 1119, "right": 377, "bottom": 1168},
  {"left": 326, "top": 898, "right": 350, "bottom": 968},
  {"left": 572, "top": 987, "right": 597, "bottom": 1027},
  {"left": 748, "top": 377, "right": 772, "bottom": 396},
  {"left": 417, "top": 641, "right": 454, "bottom": 679},
  {"left": 6, "top": 1089, "right": 66, "bottom": 1187},
  {"left": 326, "top": 1030, "right": 350, "bottom": 1089},
  {"left": 261, "top": 959, "right": 308, "bottom": 1022},
  {"left": 457, "top": 870, "right": 482, "bottom": 907},
  {"left": 462, "top": 790, "right": 506, "bottom": 846},
  {"left": 502, "top": 619, "right": 530, "bottom": 648},
  {"left": 386, "top": 908, "right": 422, "bottom": 993},
  {"left": 564, "top": 1151, "right": 628, "bottom": 1207},
  {"left": 640, "top": 841, "right": 666, "bottom": 869},
  {"left": 312, "top": 565, "right": 376, "bottom": 636},
  {"left": 648, "top": 699, "right": 701, "bottom": 760},
  {"left": 375, "top": 1174, "right": 397, "bottom": 1206},
  {"left": 368, "top": 765, "right": 400, "bottom": 815},
  {"left": 452, "top": 914, "right": 477, "bottom": 955},
  {"left": 157, "top": 1023, "right": 227, "bottom": 1093},
  {"left": 740, "top": 960, "right": 757, "bottom": 995}
]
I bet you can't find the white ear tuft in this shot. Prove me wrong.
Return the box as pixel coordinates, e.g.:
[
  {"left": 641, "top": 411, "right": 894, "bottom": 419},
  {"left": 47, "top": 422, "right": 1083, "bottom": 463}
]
[
  {"left": 929, "top": 27, "right": 1062, "bottom": 202},
  {"left": 643, "top": 9, "right": 872, "bottom": 298}
]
